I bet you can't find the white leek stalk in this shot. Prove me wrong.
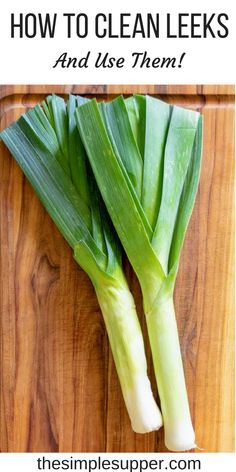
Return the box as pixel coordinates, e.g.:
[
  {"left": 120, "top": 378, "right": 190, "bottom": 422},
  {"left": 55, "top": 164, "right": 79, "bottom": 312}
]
[
  {"left": 94, "top": 268, "right": 162, "bottom": 433},
  {"left": 145, "top": 294, "right": 195, "bottom": 449}
]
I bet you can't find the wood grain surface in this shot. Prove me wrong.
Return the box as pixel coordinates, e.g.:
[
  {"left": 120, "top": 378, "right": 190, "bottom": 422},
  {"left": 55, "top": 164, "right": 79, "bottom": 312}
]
[{"left": 0, "top": 85, "right": 234, "bottom": 452}]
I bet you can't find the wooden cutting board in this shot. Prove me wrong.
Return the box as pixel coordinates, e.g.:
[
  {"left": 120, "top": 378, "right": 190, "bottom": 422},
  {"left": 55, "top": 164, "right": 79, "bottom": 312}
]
[{"left": 0, "top": 85, "right": 234, "bottom": 452}]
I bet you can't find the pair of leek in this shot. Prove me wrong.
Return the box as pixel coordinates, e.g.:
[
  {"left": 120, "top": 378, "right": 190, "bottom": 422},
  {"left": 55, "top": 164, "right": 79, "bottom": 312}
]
[{"left": 0, "top": 93, "right": 202, "bottom": 451}]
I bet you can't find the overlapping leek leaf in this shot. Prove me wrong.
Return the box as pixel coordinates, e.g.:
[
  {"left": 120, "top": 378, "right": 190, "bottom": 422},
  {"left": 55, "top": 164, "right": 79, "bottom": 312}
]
[
  {"left": 76, "top": 95, "right": 202, "bottom": 451},
  {"left": 0, "top": 94, "right": 163, "bottom": 434}
]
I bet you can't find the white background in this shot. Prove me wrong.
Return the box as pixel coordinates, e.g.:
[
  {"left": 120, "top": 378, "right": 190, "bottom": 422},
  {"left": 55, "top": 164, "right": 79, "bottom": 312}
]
[{"left": 0, "top": 0, "right": 235, "bottom": 84}]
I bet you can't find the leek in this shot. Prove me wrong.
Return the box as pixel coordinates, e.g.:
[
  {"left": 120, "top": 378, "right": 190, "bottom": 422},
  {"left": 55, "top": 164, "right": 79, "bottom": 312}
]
[
  {"left": 0, "top": 94, "right": 163, "bottom": 434},
  {"left": 76, "top": 95, "right": 202, "bottom": 451}
]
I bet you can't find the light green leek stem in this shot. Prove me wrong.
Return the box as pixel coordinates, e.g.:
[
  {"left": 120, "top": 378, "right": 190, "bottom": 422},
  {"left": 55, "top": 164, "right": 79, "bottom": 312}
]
[
  {"left": 145, "top": 295, "right": 195, "bottom": 450},
  {"left": 94, "top": 273, "right": 163, "bottom": 434}
]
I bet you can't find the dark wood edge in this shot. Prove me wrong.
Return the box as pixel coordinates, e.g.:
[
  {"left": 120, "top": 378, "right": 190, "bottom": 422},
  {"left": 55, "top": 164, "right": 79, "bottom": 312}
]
[{"left": 0, "top": 84, "right": 235, "bottom": 100}]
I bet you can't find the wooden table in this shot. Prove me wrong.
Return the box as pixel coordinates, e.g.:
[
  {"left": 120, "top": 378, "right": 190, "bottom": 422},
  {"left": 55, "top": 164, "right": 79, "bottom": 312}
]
[{"left": 0, "top": 85, "right": 234, "bottom": 452}]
